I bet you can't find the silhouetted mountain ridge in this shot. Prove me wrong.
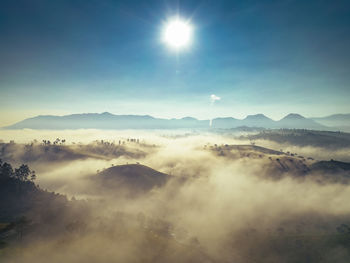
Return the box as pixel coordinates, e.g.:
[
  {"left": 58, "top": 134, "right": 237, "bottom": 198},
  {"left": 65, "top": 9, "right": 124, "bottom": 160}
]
[{"left": 4, "top": 112, "right": 348, "bottom": 130}]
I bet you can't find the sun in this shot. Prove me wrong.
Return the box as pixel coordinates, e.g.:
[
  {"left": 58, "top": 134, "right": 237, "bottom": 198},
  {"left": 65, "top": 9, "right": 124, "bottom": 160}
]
[{"left": 163, "top": 18, "right": 192, "bottom": 49}]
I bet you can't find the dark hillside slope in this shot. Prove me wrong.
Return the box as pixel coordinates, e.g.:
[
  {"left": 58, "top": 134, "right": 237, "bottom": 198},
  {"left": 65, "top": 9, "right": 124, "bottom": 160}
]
[
  {"left": 0, "top": 161, "right": 69, "bottom": 222},
  {"left": 96, "top": 164, "right": 170, "bottom": 193},
  {"left": 210, "top": 144, "right": 350, "bottom": 184},
  {"left": 311, "top": 160, "right": 350, "bottom": 171},
  {"left": 243, "top": 129, "right": 350, "bottom": 149}
]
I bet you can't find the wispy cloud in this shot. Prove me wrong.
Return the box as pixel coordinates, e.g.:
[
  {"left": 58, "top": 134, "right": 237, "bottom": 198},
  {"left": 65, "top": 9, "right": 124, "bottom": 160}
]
[{"left": 210, "top": 94, "right": 221, "bottom": 106}]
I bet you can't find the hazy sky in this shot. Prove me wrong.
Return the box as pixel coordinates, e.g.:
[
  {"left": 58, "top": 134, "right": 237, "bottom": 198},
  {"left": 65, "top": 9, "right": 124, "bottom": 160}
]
[{"left": 1, "top": 0, "right": 350, "bottom": 125}]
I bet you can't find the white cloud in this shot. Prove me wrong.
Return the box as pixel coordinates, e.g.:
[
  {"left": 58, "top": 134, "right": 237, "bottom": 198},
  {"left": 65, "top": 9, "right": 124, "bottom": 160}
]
[{"left": 210, "top": 94, "right": 221, "bottom": 105}]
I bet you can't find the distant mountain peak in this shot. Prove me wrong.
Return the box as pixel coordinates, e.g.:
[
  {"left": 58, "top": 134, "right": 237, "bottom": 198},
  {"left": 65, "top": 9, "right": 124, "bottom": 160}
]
[
  {"left": 282, "top": 113, "right": 306, "bottom": 120},
  {"left": 244, "top": 114, "right": 271, "bottom": 120}
]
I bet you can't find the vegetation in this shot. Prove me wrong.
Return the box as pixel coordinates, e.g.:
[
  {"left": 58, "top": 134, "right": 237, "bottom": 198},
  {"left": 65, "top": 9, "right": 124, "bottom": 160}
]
[
  {"left": 0, "top": 159, "right": 36, "bottom": 182},
  {"left": 241, "top": 129, "right": 350, "bottom": 149}
]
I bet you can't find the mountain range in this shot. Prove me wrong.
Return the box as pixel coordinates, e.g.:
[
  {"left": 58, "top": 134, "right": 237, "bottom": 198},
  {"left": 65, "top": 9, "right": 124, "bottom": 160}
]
[{"left": 2, "top": 112, "right": 350, "bottom": 131}]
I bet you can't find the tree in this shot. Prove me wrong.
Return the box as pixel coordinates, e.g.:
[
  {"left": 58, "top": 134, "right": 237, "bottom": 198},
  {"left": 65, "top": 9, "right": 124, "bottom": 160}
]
[
  {"left": 30, "top": 171, "right": 36, "bottom": 181},
  {"left": 14, "top": 164, "right": 31, "bottom": 181},
  {"left": 54, "top": 138, "right": 60, "bottom": 145},
  {"left": 1, "top": 162, "right": 14, "bottom": 178}
]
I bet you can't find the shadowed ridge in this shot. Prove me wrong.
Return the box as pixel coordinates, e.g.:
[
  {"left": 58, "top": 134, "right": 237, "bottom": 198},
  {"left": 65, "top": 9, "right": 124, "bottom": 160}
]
[
  {"left": 311, "top": 160, "right": 350, "bottom": 172},
  {"left": 97, "top": 164, "right": 170, "bottom": 192}
]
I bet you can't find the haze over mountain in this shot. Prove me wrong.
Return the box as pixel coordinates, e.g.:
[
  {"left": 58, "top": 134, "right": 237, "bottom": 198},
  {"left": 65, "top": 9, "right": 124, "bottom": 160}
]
[
  {"left": 3, "top": 112, "right": 347, "bottom": 131},
  {"left": 241, "top": 114, "right": 276, "bottom": 128},
  {"left": 277, "top": 113, "right": 325, "bottom": 129},
  {"left": 311, "top": 114, "right": 350, "bottom": 129}
]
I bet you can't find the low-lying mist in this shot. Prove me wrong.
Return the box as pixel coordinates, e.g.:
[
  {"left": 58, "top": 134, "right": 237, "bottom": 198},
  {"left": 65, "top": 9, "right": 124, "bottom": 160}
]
[{"left": 1, "top": 129, "right": 350, "bottom": 262}]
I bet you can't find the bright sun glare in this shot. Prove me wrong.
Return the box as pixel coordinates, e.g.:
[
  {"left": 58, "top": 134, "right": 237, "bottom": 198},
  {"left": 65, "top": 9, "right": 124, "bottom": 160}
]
[{"left": 163, "top": 19, "right": 192, "bottom": 49}]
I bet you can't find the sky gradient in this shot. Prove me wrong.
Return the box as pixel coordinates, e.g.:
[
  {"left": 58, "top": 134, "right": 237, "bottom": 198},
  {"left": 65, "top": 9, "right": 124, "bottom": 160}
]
[{"left": 1, "top": 0, "right": 350, "bottom": 126}]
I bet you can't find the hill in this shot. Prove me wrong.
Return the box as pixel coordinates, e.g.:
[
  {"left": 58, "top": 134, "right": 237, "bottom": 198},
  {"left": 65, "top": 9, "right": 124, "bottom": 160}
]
[
  {"left": 242, "top": 129, "right": 350, "bottom": 149},
  {"left": 210, "top": 144, "right": 350, "bottom": 183},
  {"left": 0, "top": 141, "right": 147, "bottom": 164},
  {"left": 95, "top": 164, "right": 170, "bottom": 194},
  {"left": 0, "top": 160, "right": 70, "bottom": 222},
  {"left": 310, "top": 160, "right": 350, "bottom": 173}
]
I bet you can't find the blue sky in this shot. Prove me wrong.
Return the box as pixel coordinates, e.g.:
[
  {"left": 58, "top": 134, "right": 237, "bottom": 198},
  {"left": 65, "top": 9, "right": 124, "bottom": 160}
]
[{"left": 1, "top": 0, "right": 350, "bottom": 125}]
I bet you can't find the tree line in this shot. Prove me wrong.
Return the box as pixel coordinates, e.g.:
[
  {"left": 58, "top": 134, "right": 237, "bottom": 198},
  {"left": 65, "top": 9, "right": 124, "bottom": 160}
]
[{"left": 0, "top": 159, "right": 36, "bottom": 181}]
